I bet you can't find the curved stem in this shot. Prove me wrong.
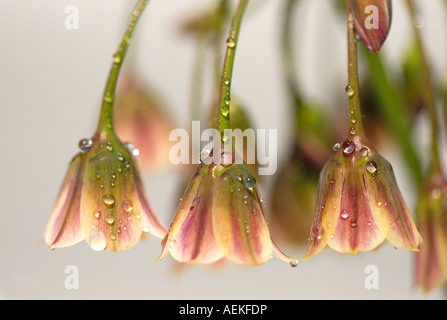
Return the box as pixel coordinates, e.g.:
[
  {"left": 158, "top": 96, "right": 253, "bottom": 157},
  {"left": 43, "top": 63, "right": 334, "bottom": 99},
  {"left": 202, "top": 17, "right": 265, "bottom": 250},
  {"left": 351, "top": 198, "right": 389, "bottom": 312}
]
[
  {"left": 345, "top": 0, "right": 365, "bottom": 137},
  {"left": 405, "top": 0, "right": 442, "bottom": 175},
  {"left": 216, "top": 0, "right": 249, "bottom": 141},
  {"left": 96, "top": 0, "right": 150, "bottom": 134}
]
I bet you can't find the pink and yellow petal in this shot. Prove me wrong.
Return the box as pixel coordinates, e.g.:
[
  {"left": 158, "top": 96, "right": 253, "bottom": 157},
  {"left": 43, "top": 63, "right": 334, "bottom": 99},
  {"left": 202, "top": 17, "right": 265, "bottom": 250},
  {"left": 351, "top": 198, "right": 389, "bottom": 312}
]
[
  {"left": 303, "top": 160, "right": 344, "bottom": 259},
  {"left": 364, "top": 159, "right": 421, "bottom": 251},
  {"left": 132, "top": 167, "right": 168, "bottom": 239},
  {"left": 80, "top": 150, "right": 143, "bottom": 251},
  {"left": 44, "top": 153, "right": 84, "bottom": 249},
  {"left": 328, "top": 166, "right": 385, "bottom": 254},
  {"left": 212, "top": 165, "right": 272, "bottom": 265}
]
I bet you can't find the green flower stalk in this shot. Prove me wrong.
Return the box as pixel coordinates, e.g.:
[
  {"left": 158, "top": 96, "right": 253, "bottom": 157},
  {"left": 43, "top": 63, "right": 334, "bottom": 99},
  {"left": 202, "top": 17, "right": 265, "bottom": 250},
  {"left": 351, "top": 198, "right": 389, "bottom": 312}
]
[
  {"left": 303, "top": 0, "right": 421, "bottom": 259},
  {"left": 405, "top": 0, "right": 447, "bottom": 292},
  {"left": 157, "top": 0, "right": 297, "bottom": 266},
  {"left": 43, "top": 0, "right": 167, "bottom": 252}
]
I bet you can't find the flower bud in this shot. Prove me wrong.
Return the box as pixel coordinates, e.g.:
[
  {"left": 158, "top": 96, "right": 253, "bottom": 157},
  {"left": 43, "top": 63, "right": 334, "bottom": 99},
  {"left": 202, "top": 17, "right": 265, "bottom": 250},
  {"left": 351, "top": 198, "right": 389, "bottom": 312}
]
[{"left": 350, "top": 0, "right": 392, "bottom": 54}]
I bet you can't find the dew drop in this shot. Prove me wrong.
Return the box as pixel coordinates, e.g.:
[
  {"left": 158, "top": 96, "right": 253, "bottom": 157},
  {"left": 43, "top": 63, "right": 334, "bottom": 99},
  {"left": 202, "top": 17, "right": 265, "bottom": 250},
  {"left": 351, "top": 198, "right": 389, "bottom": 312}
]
[
  {"left": 329, "top": 178, "right": 335, "bottom": 185},
  {"left": 96, "top": 171, "right": 101, "bottom": 180},
  {"left": 359, "top": 147, "right": 369, "bottom": 157},
  {"left": 94, "top": 211, "right": 101, "bottom": 219},
  {"left": 226, "top": 37, "right": 236, "bottom": 48},
  {"left": 290, "top": 260, "right": 299, "bottom": 268},
  {"left": 350, "top": 128, "right": 356, "bottom": 136},
  {"left": 124, "top": 142, "right": 140, "bottom": 157},
  {"left": 345, "top": 84, "right": 355, "bottom": 97},
  {"left": 105, "top": 214, "right": 115, "bottom": 225},
  {"left": 366, "top": 161, "right": 378, "bottom": 176},
  {"left": 103, "top": 94, "right": 113, "bottom": 104},
  {"left": 343, "top": 141, "right": 355, "bottom": 156},
  {"left": 122, "top": 199, "right": 133, "bottom": 213},
  {"left": 110, "top": 233, "right": 116, "bottom": 241},
  {"left": 78, "top": 138, "right": 92, "bottom": 151},
  {"left": 332, "top": 142, "right": 341, "bottom": 151},
  {"left": 350, "top": 219, "right": 357, "bottom": 228},
  {"left": 103, "top": 194, "right": 115, "bottom": 207},
  {"left": 341, "top": 210, "right": 349, "bottom": 220},
  {"left": 48, "top": 246, "right": 56, "bottom": 252},
  {"left": 413, "top": 15, "right": 425, "bottom": 28},
  {"left": 221, "top": 105, "right": 230, "bottom": 117},
  {"left": 432, "top": 188, "right": 442, "bottom": 200},
  {"left": 105, "top": 142, "right": 113, "bottom": 151},
  {"left": 223, "top": 78, "right": 230, "bottom": 86},
  {"left": 113, "top": 53, "right": 121, "bottom": 64},
  {"left": 312, "top": 225, "right": 325, "bottom": 240}
]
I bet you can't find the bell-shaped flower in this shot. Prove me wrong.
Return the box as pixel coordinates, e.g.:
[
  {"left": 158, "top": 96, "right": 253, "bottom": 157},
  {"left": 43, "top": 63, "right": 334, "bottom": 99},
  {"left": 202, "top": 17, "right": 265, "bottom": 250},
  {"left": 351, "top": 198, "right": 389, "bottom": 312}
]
[
  {"left": 414, "top": 170, "right": 447, "bottom": 292},
  {"left": 349, "top": 0, "right": 392, "bottom": 54},
  {"left": 43, "top": 131, "right": 167, "bottom": 252},
  {"left": 303, "top": 135, "right": 421, "bottom": 259},
  {"left": 157, "top": 150, "right": 298, "bottom": 266}
]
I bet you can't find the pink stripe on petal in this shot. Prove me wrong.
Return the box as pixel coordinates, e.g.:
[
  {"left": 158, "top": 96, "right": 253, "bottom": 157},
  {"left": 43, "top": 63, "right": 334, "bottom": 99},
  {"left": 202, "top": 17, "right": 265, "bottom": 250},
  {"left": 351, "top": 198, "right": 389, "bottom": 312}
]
[
  {"left": 44, "top": 154, "right": 84, "bottom": 249},
  {"left": 329, "top": 167, "right": 385, "bottom": 254}
]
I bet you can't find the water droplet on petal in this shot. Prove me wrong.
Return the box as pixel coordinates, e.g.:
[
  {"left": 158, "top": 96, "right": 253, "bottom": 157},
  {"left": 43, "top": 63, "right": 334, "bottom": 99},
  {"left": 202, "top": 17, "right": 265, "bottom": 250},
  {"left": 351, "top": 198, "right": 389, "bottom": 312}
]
[
  {"left": 312, "top": 225, "right": 325, "bottom": 240},
  {"left": 350, "top": 219, "right": 357, "bottom": 228},
  {"left": 343, "top": 141, "right": 355, "bottom": 156},
  {"left": 332, "top": 143, "right": 341, "bottom": 151},
  {"left": 78, "top": 138, "right": 92, "bottom": 151},
  {"left": 94, "top": 211, "right": 101, "bottom": 219},
  {"left": 103, "top": 194, "right": 115, "bottom": 208},
  {"left": 110, "top": 233, "right": 116, "bottom": 241},
  {"left": 359, "top": 147, "right": 369, "bottom": 157},
  {"left": 432, "top": 188, "right": 442, "bottom": 200},
  {"left": 122, "top": 199, "right": 133, "bottom": 213},
  {"left": 106, "top": 214, "right": 115, "bottom": 225},
  {"left": 366, "top": 161, "right": 378, "bottom": 176},
  {"left": 341, "top": 210, "right": 349, "bottom": 220},
  {"left": 124, "top": 142, "right": 139, "bottom": 157}
]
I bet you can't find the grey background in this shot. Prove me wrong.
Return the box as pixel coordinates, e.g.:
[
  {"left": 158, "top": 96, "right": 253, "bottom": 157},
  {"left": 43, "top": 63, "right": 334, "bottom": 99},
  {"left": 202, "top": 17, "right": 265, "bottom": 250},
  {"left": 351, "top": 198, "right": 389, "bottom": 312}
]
[{"left": 0, "top": 0, "right": 446, "bottom": 299}]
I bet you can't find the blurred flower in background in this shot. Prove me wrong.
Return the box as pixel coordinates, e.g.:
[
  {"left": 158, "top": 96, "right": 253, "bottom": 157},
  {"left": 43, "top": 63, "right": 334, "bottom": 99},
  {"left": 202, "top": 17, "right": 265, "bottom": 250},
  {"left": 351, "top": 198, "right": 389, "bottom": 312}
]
[{"left": 114, "top": 71, "right": 176, "bottom": 173}]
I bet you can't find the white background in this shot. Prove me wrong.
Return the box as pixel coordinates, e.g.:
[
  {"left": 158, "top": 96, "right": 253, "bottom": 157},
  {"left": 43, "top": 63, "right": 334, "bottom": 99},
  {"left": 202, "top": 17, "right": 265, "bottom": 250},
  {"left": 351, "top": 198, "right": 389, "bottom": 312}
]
[{"left": 0, "top": 0, "right": 446, "bottom": 299}]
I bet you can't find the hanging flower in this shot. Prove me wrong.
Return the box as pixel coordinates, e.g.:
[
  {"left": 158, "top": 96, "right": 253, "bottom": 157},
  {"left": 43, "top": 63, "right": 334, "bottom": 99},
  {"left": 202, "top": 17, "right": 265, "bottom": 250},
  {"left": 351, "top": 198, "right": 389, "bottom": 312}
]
[
  {"left": 414, "top": 171, "right": 447, "bottom": 292},
  {"left": 303, "top": 135, "right": 421, "bottom": 258},
  {"left": 156, "top": 150, "right": 297, "bottom": 266},
  {"left": 43, "top": 0, "right": 167, "bottom": 252},
  {"left": 44, "top": 132, "right": 167, "bottom": 252}
]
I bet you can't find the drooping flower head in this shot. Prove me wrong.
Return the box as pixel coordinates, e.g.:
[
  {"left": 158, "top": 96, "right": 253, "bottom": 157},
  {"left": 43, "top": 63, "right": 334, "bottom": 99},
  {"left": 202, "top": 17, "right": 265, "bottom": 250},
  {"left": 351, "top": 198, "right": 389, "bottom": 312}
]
[
  {"left": 303, "top": 0, "right": 420, "bottom": 258},
  {"left": 157, "top": 150, "right": 297, "bottom": 266},
  {"left": 303, "top": 135, "right": 421, "bottom": 258},
  {"left": 414, "top": 170, "right": 447, "bottom": 292},
  {"left": 44, "top": 131, "right": 167, "bottom": 251},
  {"left": 43, "top": 0, "right": 167, "bottom": 252}
]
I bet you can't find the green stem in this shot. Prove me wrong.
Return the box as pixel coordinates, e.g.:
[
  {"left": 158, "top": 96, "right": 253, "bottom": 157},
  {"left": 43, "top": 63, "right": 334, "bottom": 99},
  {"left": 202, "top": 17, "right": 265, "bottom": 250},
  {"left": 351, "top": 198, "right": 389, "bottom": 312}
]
[
  {"left": 363, "top": 50, "right": 424, "bottom": 185},
  {"left": 216, "top": 0, "right": 249, "bottom": 141},
  {"left": 96, "top": 0, "right": 149, "bottom": 134},
  {"left": 405, "top": 0, "right": 442, "bottom": 175},
  {"left": 345, "top": 0, "right": 365, "bottom": 137}
]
